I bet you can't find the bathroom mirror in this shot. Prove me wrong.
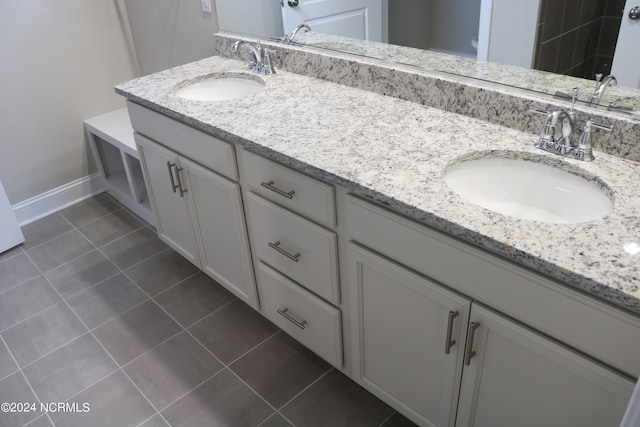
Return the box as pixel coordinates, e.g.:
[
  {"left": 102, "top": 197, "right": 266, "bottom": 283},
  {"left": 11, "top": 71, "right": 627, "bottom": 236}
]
[{"left": 214, "top": 0, "right": 640, "bottom": 118}]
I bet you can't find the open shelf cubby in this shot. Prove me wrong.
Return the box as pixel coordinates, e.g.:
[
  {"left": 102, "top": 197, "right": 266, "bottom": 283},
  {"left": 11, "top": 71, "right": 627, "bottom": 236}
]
[{"left": 85, "top": 108, "right": 155, "bottom": 225}]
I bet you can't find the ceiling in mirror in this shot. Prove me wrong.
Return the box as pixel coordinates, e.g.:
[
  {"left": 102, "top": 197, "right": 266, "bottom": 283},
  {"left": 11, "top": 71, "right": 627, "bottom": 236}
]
[{"left": 215, "top": 0, "right": 639, "bottom": 117}]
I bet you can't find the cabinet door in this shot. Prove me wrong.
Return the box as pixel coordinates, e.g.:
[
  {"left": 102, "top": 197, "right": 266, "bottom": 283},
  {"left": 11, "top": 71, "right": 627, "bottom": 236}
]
[
  {"left": 180, "top": 157, "right": 258, "bottom": 308},
  {"left": 456, "top": 304, "right": 634, "bottom": 427},
  {"left": 134, "top": 134, "right": 200, "bottom": 266},
  {"left": 348, "top": 243, "right": 471, "bottom": 427}
]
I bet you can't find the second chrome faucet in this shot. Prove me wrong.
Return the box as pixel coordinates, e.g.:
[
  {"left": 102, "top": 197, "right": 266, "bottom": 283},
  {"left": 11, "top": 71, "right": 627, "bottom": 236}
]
[
  {"left": 232, "top": 40, "right": 277, "bottom": 75},
  {"left": 530, "top": 89, "right": 613, "bottom": 162}
]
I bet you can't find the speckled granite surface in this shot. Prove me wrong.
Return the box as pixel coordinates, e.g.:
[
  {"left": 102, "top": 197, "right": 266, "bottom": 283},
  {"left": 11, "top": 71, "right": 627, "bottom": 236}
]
[
  {"left": 116, "top": 56, "right": 640, "bottom": 315},
  {"left": 294, "top": 32, "right": 640, "bottom": 114},
  {"left": 212, "top": 33, "right": 640, "bottom": 163}
]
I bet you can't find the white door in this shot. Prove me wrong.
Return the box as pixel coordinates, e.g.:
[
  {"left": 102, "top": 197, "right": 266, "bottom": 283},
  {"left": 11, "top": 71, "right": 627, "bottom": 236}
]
[
  {"left": 349, "top": 243, "right": 471, "bottom": 427},
  {"left": 611, "top": 0, "right": 640, "bottom": 88},
  {"left": 456, "top": 304, "right": 634, "bottom": 427},
  {"left": 180, "top": 157, "right": 258, "bottom": 309},
  {"left": 135, "top": 134, "right": 201, "bottom": 267},
  {"left": 0, "top": 179, "right": 24, "bottom": 252},
  {"left": 281, "top": 0, "right": 383, "bottom": 41}
]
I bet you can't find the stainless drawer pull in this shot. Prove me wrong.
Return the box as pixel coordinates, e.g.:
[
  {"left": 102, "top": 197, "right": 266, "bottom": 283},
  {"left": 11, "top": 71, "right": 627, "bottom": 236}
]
[
  {"left": 268, "top": 241, "right": 301, "bottom": 262},
  {"left": 260, "top": 180, "right": 295, "bottom": 199},
  {"left": 167, "top": 161, "right": 179, "bottom": 193},
  {"left": 444, "top": 310, "right": 459, "bottom": 355},
  {"left": 174, "top": 165, "right": 187, "bottom": 198},
  {"left": 277, "top": 308, "right": 307, "bottom": 329},
  {"left": 464, "top": 321, "right": 480, "bottom": 366}
]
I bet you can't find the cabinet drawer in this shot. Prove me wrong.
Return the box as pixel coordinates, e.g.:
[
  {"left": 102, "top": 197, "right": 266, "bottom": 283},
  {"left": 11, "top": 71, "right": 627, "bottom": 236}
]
[
  {"left": 126, "top": 101, "right": 237, "bottom": 181},
  {"left": 246, "top": 192, "right": 340, "bottom": 304},
  {"left": 346, "top": 195, "right": 640, "bottom": 378},
  {"left": 240, "top": 150, "right": 335, "bottom": 228},
  {"left": 257, "top": 262, "right": 342, "bottom": 368}
]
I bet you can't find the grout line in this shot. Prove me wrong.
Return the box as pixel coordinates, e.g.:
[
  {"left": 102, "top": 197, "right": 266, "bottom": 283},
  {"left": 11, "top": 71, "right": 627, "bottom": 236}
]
[
  {"left": 377, "top": 411, "right": 396, "bottom": 427},
  {"left": 20, "top": 229, "right": 175, "bottom": 427},
  {"left": 5, "top": 319, "right": 90, "bottom": 371},
  {"left": 0, "top": 334, "right": 56, "bottom": 426}
]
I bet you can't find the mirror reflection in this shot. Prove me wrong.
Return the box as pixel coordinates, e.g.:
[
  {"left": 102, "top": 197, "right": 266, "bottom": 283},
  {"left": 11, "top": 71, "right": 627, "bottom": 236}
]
[{"left": 215, "top": 0, "right": 639, "bottom": 116}]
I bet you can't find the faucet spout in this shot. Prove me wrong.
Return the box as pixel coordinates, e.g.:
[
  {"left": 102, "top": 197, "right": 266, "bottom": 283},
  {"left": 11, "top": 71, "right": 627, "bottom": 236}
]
[
  {"left": 535, "top": 108, "right": 575, "bottom": 154},
  {"left": 232, "top": 40, "right": 263, "bottom": 72},
  {"left": 284, "top": 24, "right": 311, "bottom": 44},
  {"left": 588, "top": 74, "right": 617, "bottom": 106}
]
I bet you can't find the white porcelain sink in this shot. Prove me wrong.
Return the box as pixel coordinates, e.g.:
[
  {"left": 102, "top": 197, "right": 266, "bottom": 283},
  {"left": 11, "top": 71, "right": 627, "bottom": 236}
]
[
  {"left": 444, "top": 156, "right": 613, "bottom": 224},
  {"left": 174, "top": 74, "right": 264, "bottom": 102}
]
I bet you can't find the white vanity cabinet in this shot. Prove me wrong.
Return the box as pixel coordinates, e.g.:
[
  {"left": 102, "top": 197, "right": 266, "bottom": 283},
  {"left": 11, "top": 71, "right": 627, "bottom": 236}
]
[
  {"left": 128, "top": 103, "right": 258, "bottom": 308},
  {"left": 238, "top": 149, "right": 343, "bottom": 368},
  {"left": 456, "top": 304, "right": 634, "bottom": 427},
  {"left": 135, "top": 134, "right": 200, "bottom": 266},
  {"left": 348, "top": 243, "right": 470, "bottom": 426},
  {"left": 345, "top": 195, "right": 637, "bottom": 427}
]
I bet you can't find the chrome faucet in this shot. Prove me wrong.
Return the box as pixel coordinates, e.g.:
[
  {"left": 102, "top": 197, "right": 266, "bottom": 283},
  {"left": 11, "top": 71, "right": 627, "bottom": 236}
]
[
  {"left": 530, "top": 92, "right": 613, "bottom": 162},
  {"left": 534, "top": 107, "right": 576, "bottom": 155},
  {"left": 283, "top": 24, "right": 311, "bottom": 45},
  {"left": 231, "top": 40, "right": 277, "bottom": 75},
  {"left": 587, "top": 73, "right": 617, "bottom": 106}
]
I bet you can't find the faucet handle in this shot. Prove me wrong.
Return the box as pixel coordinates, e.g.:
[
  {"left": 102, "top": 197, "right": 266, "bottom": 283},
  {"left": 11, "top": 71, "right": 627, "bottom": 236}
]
[
  {"left": 262, "top": 48, "right": 277, "bottom": 75},
  {"left": 574, "top": 119, "right": 613, "bottom": 162}
]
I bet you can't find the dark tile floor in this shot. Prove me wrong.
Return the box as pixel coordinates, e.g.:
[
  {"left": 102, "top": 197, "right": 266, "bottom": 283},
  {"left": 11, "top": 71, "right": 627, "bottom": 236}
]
[{"left": 0, "top": 193, "right": 417, "bottom": 427}]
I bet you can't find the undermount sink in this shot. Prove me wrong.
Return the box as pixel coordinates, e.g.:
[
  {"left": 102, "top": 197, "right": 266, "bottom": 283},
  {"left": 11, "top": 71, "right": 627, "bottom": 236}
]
[
  {"left": 444, "top": 155, "right": 613, "bottom": 224},
  {"left": 174, "top": 74, "right": 264, "bottom": 102}
]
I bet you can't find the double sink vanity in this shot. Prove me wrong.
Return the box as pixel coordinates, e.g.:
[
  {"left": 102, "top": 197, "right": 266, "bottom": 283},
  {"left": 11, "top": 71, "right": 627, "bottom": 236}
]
[{"left": 115, "top": 33, "right": 640, "bottom": 427}]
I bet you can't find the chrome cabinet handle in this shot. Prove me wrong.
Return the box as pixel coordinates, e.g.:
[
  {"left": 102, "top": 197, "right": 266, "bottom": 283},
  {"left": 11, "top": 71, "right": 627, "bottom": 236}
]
[
  {"left": 174, "top": 165, "right": 187, "bottom": 198},
  {"left": 260, "top": 180, "right": 295, "bottom": 199},
  {"left": 277, "top": 308, "right": 307, "bottom": 329},
  {"left": 464, "top": 322, "right": 480, "bottom": 366},
  {"left": 268, "top": 241, "right": 301, "bottom": 262},
  {"left": 629, "top": 6, "right": 640, "bottom": 20},
  {"left": 167, "top": 162, "right": 179, "bottom": 193},
  {"left": 444, "top": 310, "right": 459, "bottom": 355},
  {"left": 287, "top": 0, "right": 299, "bottom": 7}
]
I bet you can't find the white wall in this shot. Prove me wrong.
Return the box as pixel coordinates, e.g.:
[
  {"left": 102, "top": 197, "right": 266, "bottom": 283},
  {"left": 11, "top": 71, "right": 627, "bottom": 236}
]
[
  {"left": 124, "top": 0, "right": 219, "bottom": 75},
  {"left": 0, "top": 0, "right": 139, "bottom": 205}
]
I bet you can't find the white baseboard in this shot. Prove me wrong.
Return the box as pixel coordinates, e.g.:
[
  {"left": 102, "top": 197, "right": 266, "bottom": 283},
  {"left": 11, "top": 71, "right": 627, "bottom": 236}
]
[{"left": 12, "top": 173, "right": 106, "bottom": 226}]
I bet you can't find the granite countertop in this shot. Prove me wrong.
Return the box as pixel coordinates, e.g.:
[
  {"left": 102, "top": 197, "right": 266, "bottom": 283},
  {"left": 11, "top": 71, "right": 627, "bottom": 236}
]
[
  {"left": 116, "top": 56, "right": 640, "bottom": 315},
  {"left": 296, "top": 32, "right": 640, "bottom": 115}
]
